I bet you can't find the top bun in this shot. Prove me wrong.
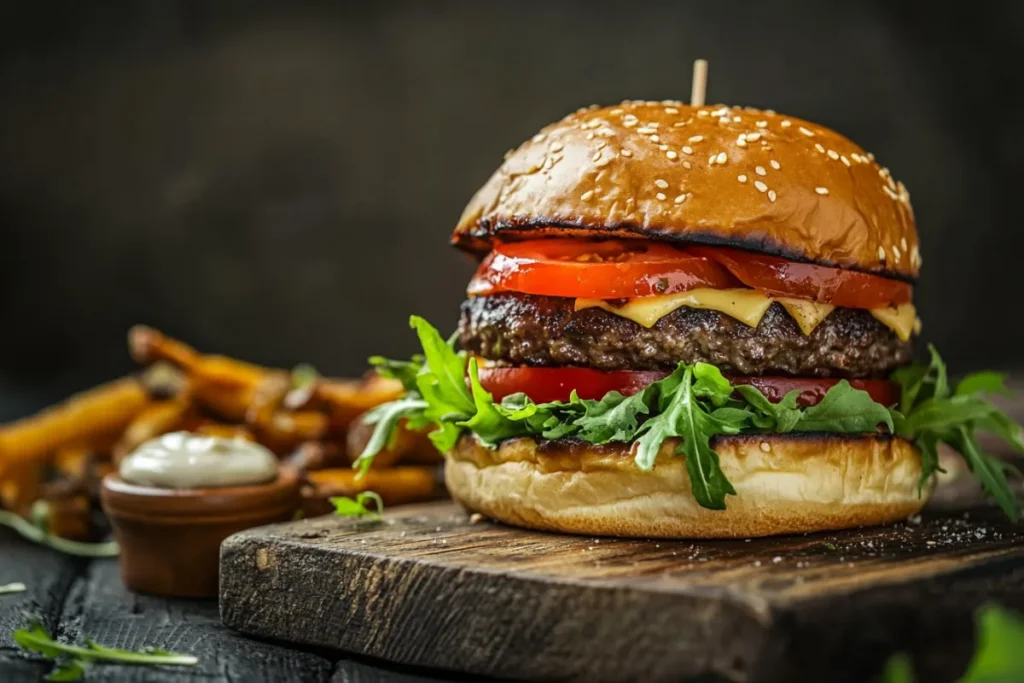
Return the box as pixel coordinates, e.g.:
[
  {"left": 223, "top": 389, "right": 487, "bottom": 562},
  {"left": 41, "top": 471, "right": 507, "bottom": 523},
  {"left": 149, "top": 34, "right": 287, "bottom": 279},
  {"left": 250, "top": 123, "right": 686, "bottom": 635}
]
[{"left": 452, "top": 101, "right": 919, "bottom": 280}]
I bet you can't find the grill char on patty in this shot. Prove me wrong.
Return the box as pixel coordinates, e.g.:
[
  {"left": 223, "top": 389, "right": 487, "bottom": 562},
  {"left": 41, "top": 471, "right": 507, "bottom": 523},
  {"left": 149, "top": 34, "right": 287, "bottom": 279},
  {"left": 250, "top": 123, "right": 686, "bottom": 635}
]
[{"left": 459, "top": 292, "right": 912, "bottom": 378}]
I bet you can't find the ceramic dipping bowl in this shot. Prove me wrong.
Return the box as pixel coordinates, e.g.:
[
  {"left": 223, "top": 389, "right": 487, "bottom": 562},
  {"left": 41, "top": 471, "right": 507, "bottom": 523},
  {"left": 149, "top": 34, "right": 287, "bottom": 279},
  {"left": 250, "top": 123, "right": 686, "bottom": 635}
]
[{"left": 100, "top": 467, "right": 300, "bottom": 598}]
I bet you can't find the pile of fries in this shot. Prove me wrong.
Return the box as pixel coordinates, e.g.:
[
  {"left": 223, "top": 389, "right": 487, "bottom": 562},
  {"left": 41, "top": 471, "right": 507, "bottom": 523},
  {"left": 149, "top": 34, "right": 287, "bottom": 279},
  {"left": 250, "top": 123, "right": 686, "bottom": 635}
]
[{"left": 0, "top": 326, "right": 441, "bottom": 542}]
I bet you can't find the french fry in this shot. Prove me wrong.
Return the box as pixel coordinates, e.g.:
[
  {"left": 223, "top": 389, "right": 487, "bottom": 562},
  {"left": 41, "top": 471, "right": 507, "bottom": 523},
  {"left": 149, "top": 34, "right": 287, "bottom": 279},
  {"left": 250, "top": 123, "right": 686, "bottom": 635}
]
[
  {"left": 0, "top": 461, "right": 43, "bottom": 517},
  {"left": 112, "top": 398, "right": 193, "bottom": 464},
  {"left": 43, "top": 494, "right": 94, "bottom": 542},
  {"left": 297, "top": 375, "right": 404, "bottom": 434},
  {"left": 129, "top": 326, "right": 269, "bottom": 422},
  {"left": 53, "top": 445, "right": 92, "bottom": 481},
  {"left": 0, "top": 377, "right": 148, "bottom": 474},
  {"left": 302, "top": 466, "right": 441, "bottom": 517}
]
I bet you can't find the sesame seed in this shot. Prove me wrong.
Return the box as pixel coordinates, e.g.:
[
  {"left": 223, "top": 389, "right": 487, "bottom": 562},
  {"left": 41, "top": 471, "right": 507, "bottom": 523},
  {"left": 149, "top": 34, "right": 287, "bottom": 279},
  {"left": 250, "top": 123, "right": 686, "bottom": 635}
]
[
  {"left": 770, "top": 159, "right": 781, "bottom": 170},
  {"left": 756, "top": 120, "right": 767, "bottom": 128},
  {"left": 581, "top": 190, "right": 594, "bottom": 201},
  {"left": 768, "top": 189, "right": 777, "bottom": 202},
  {"left": 815, "top": 187, "right": 829, "bottom": 195},
  {"left": 867, "top": 152, "right": 875, "bottom": 161},
  {"left": 659, "top": 144, "right": 669, "bottom": 151},
  {"left": 652, "top": 135, "right": 662, "bottom": 144},
  {"left": 827, "top": 150, "right": 839, "bottom": 160},
  {"left": 682, "top": 161, "right": 691, "bottom": 169},
  {"left": 883, "top": 185, "right": 899, "bottom": 199},
  {"left": 716, "top": 152, "right": 728, "bottom": 164},
  {"left": 759, "top": 441, "right": 771, "bottom": 453},
  {"left": 550, "top": 142, "right": 564, "bottom": 152},
  {"left": 595, "top": 157, "right": 611, "bottom": 167},
  {"left": 682, "top": 145, "right": 693, "bottom": 155},
  {"left": 621, "top": 148, "right": 633, "bottom": 157},
  {"left": 697, "top": 110, "right": 709, "bottom": 117},
  {"left": 878, "top": 246, "right": 886, "bottom": 261},
  {"left": 737, "top": 138, "right": 747, "bottom": 147},
  {"left": 765, "top": 109, "right": 776, "bottom": 115},
  {"left": 674, "top": 194, "right": 687, "bottom": 204},
  {"left": 815, "top": 143, "right": 826, "bottom": 153},
  {"left": 542, "top": 158, "right": 553, "bottom": 170},
  {"left": 892, "top": 246, "right": 901, "bottom": 262},
  {"left": 746, "top": 133, "right": 761, "bottom": 142},
  {"left": 532, "top": 133, "right": 546, "bottom": 143},
  {"left": 689, "top": 135, "right": 704, "bottom": 143},
  {"left": 656, "top": 192, "right": 667, "bottom": 201},
  {"left": 708, "top": 154, "right": 717, "bottom": 165},
  {"left": 609, "top": 108, "right": 623, "bottom": 115},
  {"left": 799, "top": 126, "right": 815, "bottom": 136},
  {"left": 755, "top": 166, "right": 767, "bottom": 176},
  {"left": 733, "top": 115, "right": 742, "bottom": 123},
  {"left": 738, "top": 174, "right": 748, "bottom": 183},
  {"left": 655, "top": 178, "right": 669, "bottom": 189},
  {"left": 596, "top": 141, "right": 606, "bottom": 149},
  {"left": 840, "top": 155, "right": 851, "bottom": 167},
  {"left": 665, "top": 106, "right": 679, "bottom": 114},
  {"left": 673, "top": 121, "right": 687, "bottom": 127},
  {"left": 592, "top": 151, "right": 602, "bottom": 162},
  {"left": 586, "top": 132, "right": 595, "bottom": 140},
  {"left": 900, "top": 237, "right": 908, "bottom": 251},
  {"left": 623, "top": 119, "right": 638, "bottom": 129},
  {"left": 781, "top": 120, "right": 792, "bottom": 128},
  {"left": 754, "top": 180, "right": 768, "bottom": 192},
  {"left": 666, "top": 150, "right": 678, "bottom": 160}
]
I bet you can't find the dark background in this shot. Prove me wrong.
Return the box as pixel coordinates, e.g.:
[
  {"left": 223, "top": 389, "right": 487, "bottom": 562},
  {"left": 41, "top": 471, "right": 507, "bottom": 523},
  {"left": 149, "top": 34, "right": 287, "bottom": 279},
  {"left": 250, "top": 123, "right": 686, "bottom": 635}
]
[{"left": 1, "top": 0, "right": 1021, "bottom": 420}]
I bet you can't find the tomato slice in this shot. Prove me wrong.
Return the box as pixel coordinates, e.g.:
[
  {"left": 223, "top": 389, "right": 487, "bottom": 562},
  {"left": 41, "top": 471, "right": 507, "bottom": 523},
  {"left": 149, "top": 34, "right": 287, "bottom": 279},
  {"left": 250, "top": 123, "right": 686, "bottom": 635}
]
[
  {"left": 688, "top": 246, "right": 912, "bottom": 309},
  {"left": 477, "top": 366, "right": 668, "bottom": 405},
  {"left": 467, "top": 239, "right": 739, "bottom": 299},
  {"left": 477, "top": 366, "right": 899, "bottom": 408},
  {"left": 727, "top": 376, "right": 900, "bottom": 408}
]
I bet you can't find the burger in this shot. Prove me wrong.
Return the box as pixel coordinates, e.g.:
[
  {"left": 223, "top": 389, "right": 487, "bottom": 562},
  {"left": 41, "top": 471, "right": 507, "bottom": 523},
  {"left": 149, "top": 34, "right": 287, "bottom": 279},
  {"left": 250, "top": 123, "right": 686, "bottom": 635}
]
[{"left": 357, "top": 101, "right": 1022, "bottom": 538}]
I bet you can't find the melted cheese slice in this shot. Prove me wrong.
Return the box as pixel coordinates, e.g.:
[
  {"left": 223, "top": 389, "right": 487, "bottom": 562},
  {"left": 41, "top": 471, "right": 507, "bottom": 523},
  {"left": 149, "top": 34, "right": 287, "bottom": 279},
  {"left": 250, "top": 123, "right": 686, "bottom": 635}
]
[
  {"left": 869, "top": 303, "right": 919, "bottom": 342},
  {"left": 576, "top": 288, "right": 774, "bottom": 329},
  {"left": 576, "top": 290, "right": 918, "bottom": 340},
  {"left": 776, "top": 298, "right": 835, "bottom": 336}
]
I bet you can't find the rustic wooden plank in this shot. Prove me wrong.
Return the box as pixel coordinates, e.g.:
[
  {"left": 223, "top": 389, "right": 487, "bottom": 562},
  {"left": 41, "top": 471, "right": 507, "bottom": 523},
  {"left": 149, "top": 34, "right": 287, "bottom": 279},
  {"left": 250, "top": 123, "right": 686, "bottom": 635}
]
[
  {"left": 0, "top": 530, "right": 84, "bottom": 683},
  {"left": 221, "top": 501, "right": 1024, "bottom": 683},
  {"left": 57, "top": 558, "right": 336, "bottom": 682}
]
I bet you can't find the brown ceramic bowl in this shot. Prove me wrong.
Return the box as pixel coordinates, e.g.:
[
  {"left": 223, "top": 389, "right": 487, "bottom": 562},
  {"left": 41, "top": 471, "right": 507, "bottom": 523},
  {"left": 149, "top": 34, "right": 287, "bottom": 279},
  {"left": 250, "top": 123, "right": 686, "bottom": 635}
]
[{"left": 100, "top": 467, "right": 300, "bottom": 598}]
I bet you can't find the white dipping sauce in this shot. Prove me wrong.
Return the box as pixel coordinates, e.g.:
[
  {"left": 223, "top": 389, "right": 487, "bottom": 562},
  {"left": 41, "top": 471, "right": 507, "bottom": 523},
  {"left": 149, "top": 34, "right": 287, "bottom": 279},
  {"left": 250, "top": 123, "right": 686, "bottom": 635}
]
[{"left": 119, "top": 431, "right": 278, "bottom": 489}]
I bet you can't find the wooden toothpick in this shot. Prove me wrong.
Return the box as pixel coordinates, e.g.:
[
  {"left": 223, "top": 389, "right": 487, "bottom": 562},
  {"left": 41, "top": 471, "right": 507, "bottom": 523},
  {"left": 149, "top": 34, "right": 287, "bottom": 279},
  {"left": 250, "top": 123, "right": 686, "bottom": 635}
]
[{"left": 690, "top": 59, "right": 708, "bottom": 107}]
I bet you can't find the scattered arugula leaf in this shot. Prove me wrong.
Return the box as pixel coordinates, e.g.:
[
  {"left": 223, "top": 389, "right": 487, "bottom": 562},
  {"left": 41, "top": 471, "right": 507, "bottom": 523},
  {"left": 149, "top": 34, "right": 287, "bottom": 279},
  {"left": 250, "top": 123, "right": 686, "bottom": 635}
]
[
  {"left": 880, "top": 603, "right": 1024, "bottom": 683},
  {"left": 331, "top": 491, "right": 384, "bottom": 520},
  {"left": 0, "top": 582, "right": 26, "bottom": 595},
  {"left": 13, "top": 615, "right": 198, "bottom": 681},
  {"left": 0, "top": 509, "right": 119, "bottom": 558}
]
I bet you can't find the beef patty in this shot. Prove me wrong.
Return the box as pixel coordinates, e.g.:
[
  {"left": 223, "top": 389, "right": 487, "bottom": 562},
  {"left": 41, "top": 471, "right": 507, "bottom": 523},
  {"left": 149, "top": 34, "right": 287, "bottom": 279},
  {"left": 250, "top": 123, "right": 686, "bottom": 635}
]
[{"left": 459, "top": 292, "right": 912, "bottom": 378}]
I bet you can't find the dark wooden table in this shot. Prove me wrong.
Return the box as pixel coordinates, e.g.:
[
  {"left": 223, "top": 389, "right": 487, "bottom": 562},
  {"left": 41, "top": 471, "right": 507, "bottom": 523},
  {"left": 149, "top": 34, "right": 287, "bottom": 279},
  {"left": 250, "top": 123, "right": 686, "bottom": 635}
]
[{"left": 0, "top": 530, "right": 469, "bottom": 683}]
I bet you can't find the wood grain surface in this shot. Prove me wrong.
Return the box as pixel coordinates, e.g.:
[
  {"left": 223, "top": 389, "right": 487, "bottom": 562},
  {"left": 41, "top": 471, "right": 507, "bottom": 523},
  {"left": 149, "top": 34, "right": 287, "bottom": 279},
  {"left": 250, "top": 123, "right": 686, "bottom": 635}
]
[
  {"left": 0, "top": 530, "right": 462, "bottom": 682},
  {"left": 221, "top": 498, "right": 1024, "bottom": 683}
]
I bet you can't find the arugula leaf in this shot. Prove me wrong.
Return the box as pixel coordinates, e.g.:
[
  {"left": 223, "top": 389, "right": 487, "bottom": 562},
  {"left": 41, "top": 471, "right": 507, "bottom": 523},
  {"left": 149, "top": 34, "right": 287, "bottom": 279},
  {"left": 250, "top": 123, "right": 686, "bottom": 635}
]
[
  {"left": 692, "top": 362, "right": 733, "bottom": 407},
  {"left": 290, "top": 363, "right": 319, "bottom": 392},
  {"left": 0, "top": 510, "right": 119, "bottom": 558},
  {"left": 353, "top": 397, "right": 428, "bottom": 474},
  {"left": 409, "top": 316, "right": 474, "bottom": 416},
  {"left": 734, "top": 385, "right": 802, "bottom": 433},
  {"left": 460, "top": 359, "right": 528, "bottom": 446},
  {"left": 950, "top": 427, "right": 1020, "bottom": 521},
  {"left": 0, "top": 582, "right": 26, "bottom": 595},
  {"left": 574, "top": 390, "right": 652, "bottom": 443},
  {"left": 369, "top": 354, "right": 424, "bottom": 393},
  {"left": 957, "top": 603, "right": 1024, "bottom": 682},
  {"left": 792, "top": 380, "right": 894, "bottom": 433},
  {"left": 880, "top": 652, "right": 916, "bottom": 683},
  {"left": 956, "top": 371, "right": 1011, "bottom": 398},
  {"left": 13, "top": 615, "right": 198, "bottom": 681},
  {"left": 331, "top": 491, "right": 384, "bottom": 519},
  {"left": 635, "top": 366, "right": 738, "bottom": 509}
]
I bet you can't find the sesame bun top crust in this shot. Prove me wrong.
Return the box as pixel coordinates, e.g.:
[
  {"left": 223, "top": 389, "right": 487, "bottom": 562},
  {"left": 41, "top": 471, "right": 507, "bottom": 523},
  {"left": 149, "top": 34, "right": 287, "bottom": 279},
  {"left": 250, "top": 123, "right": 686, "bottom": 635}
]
[{"left": 453, "top": 101, "right": 920, "bottom": 281}]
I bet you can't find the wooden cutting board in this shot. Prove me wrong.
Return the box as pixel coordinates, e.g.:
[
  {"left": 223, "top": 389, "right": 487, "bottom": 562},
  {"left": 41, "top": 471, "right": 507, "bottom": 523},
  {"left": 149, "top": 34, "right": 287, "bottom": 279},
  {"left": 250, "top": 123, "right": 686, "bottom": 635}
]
[{"left": 220, "top": 483, "right": 1024, "bottom": 683}]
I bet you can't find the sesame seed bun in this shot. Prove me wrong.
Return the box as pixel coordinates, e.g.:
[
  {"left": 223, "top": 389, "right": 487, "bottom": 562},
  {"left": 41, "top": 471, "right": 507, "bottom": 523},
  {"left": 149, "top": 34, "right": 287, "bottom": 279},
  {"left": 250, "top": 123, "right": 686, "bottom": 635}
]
[
  {"left": 453, "top": 102, "right": 919, "bottom": 280},
  {"left": 446, "top": 433, "right": 928, "bottom": 539}
]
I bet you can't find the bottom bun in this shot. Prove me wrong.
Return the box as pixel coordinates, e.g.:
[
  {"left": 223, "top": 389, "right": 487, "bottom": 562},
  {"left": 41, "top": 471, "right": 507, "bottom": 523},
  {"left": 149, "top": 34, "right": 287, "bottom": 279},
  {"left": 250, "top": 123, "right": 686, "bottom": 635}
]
[{"left": 446, "top": 433, "right": 928, "bottom": 538}]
